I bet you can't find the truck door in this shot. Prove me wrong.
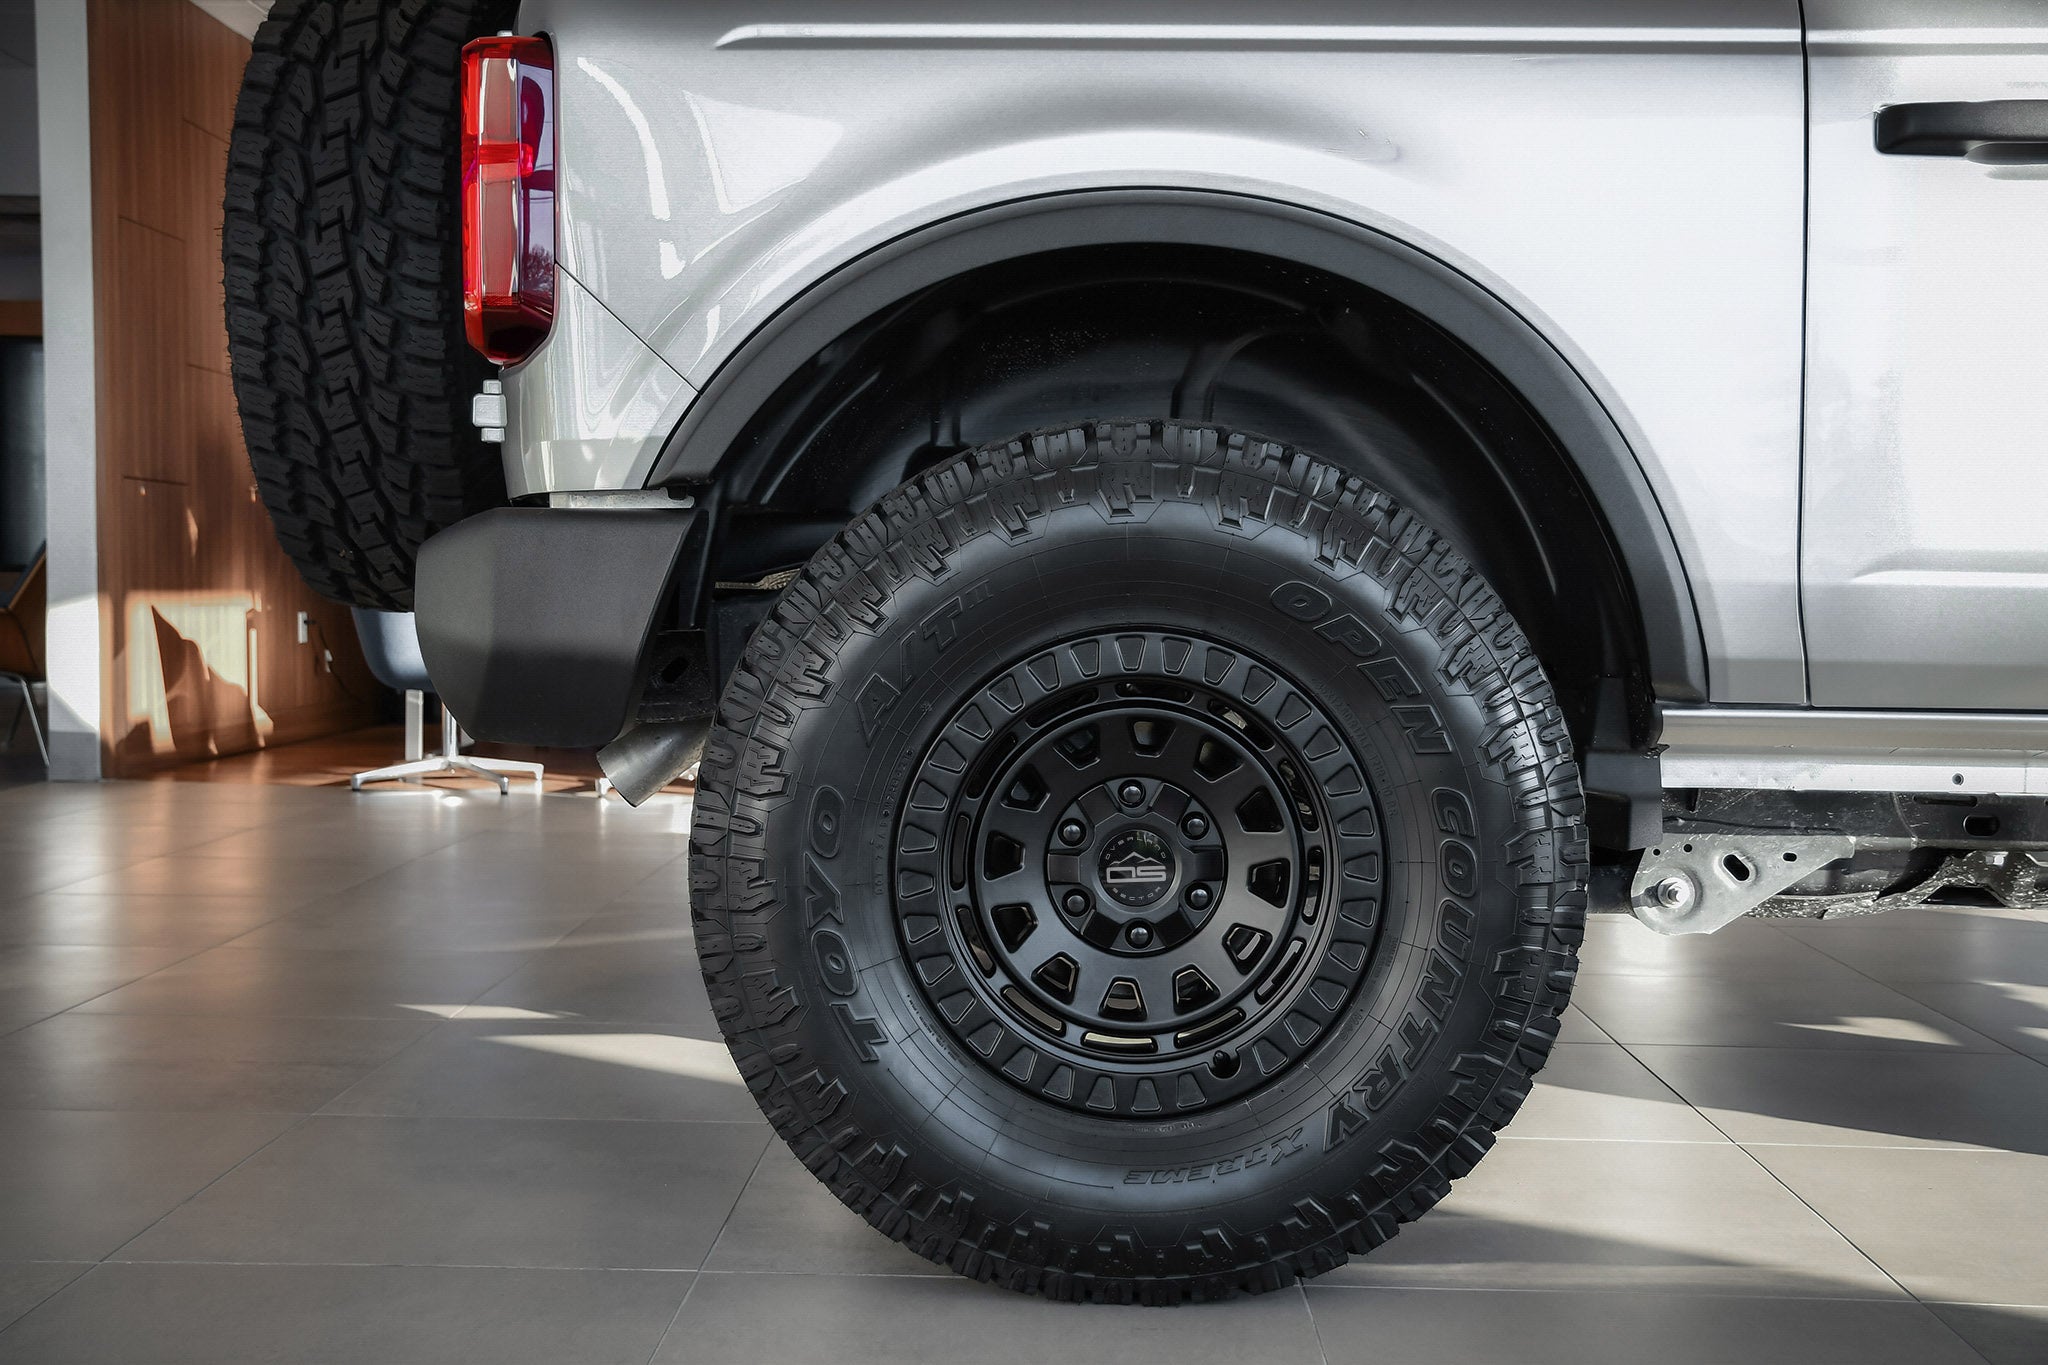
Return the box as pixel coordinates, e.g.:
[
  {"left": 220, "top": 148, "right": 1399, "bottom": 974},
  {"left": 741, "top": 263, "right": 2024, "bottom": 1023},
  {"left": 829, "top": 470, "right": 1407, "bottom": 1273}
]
[{"left": 1802, "top": 1, "right": 2048, "bottom": 709}]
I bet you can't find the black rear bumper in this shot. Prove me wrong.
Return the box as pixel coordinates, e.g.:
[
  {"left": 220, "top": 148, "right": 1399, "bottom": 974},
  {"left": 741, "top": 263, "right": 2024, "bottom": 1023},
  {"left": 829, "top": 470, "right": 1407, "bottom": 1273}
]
[{"left": 414, "top": 506, "right": 702, "bottom": 748}]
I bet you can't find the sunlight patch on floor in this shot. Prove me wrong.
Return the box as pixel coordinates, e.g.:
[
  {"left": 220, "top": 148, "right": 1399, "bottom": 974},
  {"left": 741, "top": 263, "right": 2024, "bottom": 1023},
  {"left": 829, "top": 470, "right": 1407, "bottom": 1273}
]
[
  {"left": 398, "top": 1004, "right": 569, "bottom": 1021},
  {"left": 1787, "top": 1016, "right": 1961, "bottom": 1046},
  {"left": 486, "top": 1031, "right": 743, "bottom": 1084}
]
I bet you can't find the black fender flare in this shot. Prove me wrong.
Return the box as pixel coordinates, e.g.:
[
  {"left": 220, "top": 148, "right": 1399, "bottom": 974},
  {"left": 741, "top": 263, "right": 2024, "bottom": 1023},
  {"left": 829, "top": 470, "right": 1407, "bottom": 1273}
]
[{"left": 649, "top": 188, "right": 1707, "bottom": 704}]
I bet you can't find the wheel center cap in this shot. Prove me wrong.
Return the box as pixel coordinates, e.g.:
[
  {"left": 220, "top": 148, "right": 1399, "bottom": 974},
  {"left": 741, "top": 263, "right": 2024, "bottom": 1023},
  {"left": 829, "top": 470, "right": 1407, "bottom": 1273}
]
[{"left": 1098, "top": 828, "right": 1176, "bottom": 907}]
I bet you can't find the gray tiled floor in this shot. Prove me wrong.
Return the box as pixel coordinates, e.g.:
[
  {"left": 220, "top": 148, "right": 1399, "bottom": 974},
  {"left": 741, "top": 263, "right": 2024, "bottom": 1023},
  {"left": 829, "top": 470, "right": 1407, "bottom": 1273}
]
[{"left": 0, "top": 780, "right": 2044, "bottom": 1364}]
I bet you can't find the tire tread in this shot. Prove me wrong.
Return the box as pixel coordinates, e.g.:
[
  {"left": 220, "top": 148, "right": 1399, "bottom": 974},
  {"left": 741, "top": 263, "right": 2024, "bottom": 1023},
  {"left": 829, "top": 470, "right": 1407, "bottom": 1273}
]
[{"left": 223, "top": 0, "right": 515, "bottom": 610}]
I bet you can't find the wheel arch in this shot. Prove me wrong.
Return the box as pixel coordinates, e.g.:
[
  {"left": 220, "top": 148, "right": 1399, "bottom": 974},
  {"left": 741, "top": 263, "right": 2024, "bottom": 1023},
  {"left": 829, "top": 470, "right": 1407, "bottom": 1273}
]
[{"left": 648, "top": 189, "right": 1708, "bottom": 737}]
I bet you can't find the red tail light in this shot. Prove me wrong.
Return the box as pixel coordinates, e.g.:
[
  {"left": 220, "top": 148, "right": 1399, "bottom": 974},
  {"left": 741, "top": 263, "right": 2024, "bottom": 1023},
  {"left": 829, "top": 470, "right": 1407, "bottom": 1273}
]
[{"left": 461, "top": 35, "right": 556, "bottom": 366}]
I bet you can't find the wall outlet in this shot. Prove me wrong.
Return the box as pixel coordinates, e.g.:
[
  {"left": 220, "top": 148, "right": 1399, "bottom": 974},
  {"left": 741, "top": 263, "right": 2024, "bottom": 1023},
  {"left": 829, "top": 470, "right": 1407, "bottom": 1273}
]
[{"left": 296, "top": 611, "right": 311, "bottom": 645}]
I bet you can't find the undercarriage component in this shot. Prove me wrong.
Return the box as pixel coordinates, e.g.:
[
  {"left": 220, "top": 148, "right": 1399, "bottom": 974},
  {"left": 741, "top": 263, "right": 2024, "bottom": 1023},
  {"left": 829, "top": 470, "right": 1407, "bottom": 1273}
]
[
  {"left": 1630, "top": 834, "right": 1856, "bottom": 935},
  {"left": 1664, "top": 787, "right": 2048, "bottom": 848},
  {"left": 1623, "top": 788, "right": 2048, "bottom": 934},
  {"left": 1751, "top": 850, "right": 2048, "bottom": 919}
]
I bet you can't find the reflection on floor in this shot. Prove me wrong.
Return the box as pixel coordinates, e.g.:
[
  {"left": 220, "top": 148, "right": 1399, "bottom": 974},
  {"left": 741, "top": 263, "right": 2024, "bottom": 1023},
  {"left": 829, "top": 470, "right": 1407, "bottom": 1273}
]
[
  {"left": 138, "top": 722, "right": 656, "bottom": 795},
  {"left": 0, "top": 779, "right": 2042, "bottom": 1363}
]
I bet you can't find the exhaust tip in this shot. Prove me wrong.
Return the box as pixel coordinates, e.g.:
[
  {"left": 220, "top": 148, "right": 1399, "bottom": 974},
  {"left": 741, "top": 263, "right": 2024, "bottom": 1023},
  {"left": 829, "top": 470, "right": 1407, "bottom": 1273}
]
[{"left": 596, "top": 720, "right": 709, "bottom": 807}]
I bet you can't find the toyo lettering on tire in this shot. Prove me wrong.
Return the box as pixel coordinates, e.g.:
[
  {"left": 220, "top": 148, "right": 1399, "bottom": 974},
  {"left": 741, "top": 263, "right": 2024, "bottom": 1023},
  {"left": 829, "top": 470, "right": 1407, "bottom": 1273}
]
[{"left": 691, "top": 421, "right": 1586, "bottom": 1303}]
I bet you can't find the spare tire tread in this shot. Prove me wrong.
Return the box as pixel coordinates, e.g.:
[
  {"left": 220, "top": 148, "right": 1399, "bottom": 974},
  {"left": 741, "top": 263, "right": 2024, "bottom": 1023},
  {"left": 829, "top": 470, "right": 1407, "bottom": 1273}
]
[{"left": 224, "top": 0, "right": 515, "bottom": 610}]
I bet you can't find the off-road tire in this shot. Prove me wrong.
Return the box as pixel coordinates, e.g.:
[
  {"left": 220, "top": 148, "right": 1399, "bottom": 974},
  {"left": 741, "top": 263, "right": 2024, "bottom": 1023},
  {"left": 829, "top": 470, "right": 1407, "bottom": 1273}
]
[
  {"left": 691, "top": 421, "right": 1587, "bottom": 1303},
  {"left": 223, "top": 0, "right": 516, "bottom": 611}
]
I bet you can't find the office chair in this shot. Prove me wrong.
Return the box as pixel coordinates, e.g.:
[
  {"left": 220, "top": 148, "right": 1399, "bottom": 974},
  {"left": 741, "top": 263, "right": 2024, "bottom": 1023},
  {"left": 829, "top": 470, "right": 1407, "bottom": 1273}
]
[{"left": 348, "top": 608, "right": 541, "bottom": 794}]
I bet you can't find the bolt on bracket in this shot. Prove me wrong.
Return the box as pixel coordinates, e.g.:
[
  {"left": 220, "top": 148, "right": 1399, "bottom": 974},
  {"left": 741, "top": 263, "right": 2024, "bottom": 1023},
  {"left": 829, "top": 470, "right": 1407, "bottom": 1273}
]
[{"left": 1629, "top": 833, "right": 1856, "bottom": 936}]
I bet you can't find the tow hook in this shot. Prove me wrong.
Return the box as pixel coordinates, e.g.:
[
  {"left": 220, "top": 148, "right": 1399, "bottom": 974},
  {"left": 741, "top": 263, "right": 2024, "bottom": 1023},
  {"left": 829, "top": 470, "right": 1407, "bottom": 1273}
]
[{"left": 471, "top": 379, "right": 507, "bottom": 443}]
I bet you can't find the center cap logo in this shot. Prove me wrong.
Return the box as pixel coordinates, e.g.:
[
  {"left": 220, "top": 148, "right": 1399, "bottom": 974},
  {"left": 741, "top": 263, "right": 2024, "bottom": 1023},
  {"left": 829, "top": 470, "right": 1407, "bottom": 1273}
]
[{"left": 1098, "top": 828, "right": 1175, "bottom": 907}]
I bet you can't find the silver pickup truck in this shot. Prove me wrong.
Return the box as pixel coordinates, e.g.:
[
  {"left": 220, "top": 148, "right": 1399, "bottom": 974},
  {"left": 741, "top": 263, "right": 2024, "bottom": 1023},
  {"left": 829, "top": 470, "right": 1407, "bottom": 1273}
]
[{"left": 224, "top": 0, "right": 2048, "bottom": 1303}]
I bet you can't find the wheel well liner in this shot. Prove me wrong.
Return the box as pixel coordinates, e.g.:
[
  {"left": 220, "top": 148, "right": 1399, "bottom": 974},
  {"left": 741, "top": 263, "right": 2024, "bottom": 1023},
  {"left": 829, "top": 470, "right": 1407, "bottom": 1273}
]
[{"left": 649, "top": 189, "right": 1707, "bottom": 707}]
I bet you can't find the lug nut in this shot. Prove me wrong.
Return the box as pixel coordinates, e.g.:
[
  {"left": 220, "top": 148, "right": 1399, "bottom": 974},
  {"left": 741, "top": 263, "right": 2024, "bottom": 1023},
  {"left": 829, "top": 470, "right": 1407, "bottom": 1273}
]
[
  {"left": 1181, "top": 814, "right": 1209, "bottom": 840},
  {"left": 1117, "top": 781, "right": 1145, "bottom": 807},
  {"left": 1058, "top": 820, "right": 1086, "bottom": 845},
  {"left": 1125, "top": 923, "right": 1153, "bottom": 948},
  {"left": 1184, "top": 885, "right": 1213, "bottom": 911},
  {"left": 1062, "top": 890, "right": 1089, "bottom": 915}
]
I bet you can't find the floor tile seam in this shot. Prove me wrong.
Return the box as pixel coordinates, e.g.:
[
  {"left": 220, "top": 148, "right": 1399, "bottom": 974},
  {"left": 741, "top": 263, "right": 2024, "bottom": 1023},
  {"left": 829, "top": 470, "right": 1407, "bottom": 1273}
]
[
  {"left": 95, "top": 1108, "right": 324, "bottom": 1268},
  {"left": 1595, "top": 1025, "right": 1933, "bottom": 1303},
  {"left": 1718, "top": 1125, "right": 1925, "bottom": 1306},
  {"left": 1297, "top": 1280, "right": 1333, "bottom": 1365},
  {"left": 641, "top": 1134, "right": 771, "bottom": 1365}
]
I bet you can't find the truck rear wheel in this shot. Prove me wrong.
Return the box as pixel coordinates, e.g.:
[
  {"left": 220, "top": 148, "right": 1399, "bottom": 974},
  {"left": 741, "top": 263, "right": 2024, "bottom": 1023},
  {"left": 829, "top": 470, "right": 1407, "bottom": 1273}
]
[
  {"left": 223, "top": 0, "right": 515, "bottom": 610},
  {"left": 691, "top": 421, "right": 1587, "bottom": 1302}
]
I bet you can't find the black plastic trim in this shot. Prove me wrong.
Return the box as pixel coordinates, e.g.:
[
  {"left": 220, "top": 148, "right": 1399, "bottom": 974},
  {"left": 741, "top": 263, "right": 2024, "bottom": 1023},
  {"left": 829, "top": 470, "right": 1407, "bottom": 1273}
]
[
  {"left": 1876, "top": 100, "right": 2048, "bottom": 161},
  {"left": 415, "top": 506, "right": 700, "bottom": 747},
  {"left": 648, "top": 189, "right": 1707, "bottom": 703}
]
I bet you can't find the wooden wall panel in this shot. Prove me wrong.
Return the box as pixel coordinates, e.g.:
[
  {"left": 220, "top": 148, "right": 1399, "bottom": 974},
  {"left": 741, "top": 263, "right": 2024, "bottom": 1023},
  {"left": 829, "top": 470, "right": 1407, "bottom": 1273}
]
[
  {"left": 101, "top": 217, "right": 195, "bottom": 486},
  {"left": 91, "top": 0, "right": 376, "bottom": 777},
  {"left": 0, "top": 301, "right": 40, "bottom": 337}
]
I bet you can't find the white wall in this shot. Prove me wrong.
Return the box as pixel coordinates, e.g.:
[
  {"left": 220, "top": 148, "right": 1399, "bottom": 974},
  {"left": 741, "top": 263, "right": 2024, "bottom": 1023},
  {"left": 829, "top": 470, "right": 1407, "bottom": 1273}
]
[{"left": 35, "top": 0, "right": 98, "bottom": 779}]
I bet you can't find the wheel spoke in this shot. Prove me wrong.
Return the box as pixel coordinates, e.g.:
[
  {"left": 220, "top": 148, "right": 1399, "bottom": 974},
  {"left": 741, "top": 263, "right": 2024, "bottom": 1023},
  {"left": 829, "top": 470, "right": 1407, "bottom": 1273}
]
[
  {"left": 1205, "top": 764, "right": 1275, "bottom": 824},
  {"left": 1088, "top": 716, "right": 1143, "bottom": 772},
  {"left": 1150, "top": 716, "right": 1205, "bottom": 769},
  {"left": 1215, "top": 884, "right": 1292, "bottom": 936},
  {"left": 979, "top": 804, "right": 1060, "bottom": 869},
  {"left": 1228, "top": 829, "right": 1296, "bottom": 870},
  {"left": 1185, "top": 847, "right": 1228, "bottom": 883}
]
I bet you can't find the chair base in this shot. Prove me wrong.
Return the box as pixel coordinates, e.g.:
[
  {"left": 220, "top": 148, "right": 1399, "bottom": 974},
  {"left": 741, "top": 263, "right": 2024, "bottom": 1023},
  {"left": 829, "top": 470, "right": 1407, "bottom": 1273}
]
[
  {"left": 353, "top": 693, "right": 541, "bottom": 795},
  {"left": 351, "top": 752, "right": 545, "bottom": 795}
]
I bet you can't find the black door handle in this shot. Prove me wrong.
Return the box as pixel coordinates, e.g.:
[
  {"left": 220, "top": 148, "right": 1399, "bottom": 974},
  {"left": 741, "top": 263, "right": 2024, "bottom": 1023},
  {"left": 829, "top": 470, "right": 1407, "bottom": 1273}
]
[{"left": 1876, "top": 100, "right": 2048, "bottom": 162}]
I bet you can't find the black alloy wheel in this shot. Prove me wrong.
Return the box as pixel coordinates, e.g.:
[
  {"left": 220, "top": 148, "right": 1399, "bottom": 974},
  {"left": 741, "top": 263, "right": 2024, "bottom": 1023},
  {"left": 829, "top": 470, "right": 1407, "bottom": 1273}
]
[{"left": 901, "top": 632, "right": 1382, "bottom": 1118}]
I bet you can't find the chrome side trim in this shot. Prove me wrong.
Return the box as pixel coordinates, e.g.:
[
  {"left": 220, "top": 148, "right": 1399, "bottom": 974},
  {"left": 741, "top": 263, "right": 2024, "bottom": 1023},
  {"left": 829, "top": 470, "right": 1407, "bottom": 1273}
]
[
  {"left": 1809, "top": 29, "right": 2048, "bottom": 56},
  {"left": 544, "top": 489, "right": 696, "bottom": 510},
  {"left": 715, "top": 24, "right": 1798, "bottom": 55},
  {"left": 1659, "top": 707, "right": 2048, "bottom": 795}
]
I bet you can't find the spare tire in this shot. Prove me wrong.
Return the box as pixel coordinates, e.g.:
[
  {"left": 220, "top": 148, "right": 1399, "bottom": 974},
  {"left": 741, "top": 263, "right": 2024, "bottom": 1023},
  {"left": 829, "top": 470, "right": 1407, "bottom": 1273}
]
[{"left": 223, "top": 0, "right": 517, "bottom": 611}]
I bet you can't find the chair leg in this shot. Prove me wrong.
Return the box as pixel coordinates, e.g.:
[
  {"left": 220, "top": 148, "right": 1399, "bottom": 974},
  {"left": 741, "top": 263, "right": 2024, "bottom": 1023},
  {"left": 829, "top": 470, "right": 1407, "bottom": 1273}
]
[
  {"left": 404, "top": 689, "right": 425, "bottom": 763},
  {"left": 467, "top": 755, "right": 545, "bottom": 793},
  {"left": 4, "top": 676, "right": 45, "bottom": 768},
  {"left": 442, "top": 703, "right": 541, "bottom": 792},
  {"left": 446, "top": 756, "right": 512, "bottom": 794},
  {"left": 351, "top": 756, "right": 456, "bottom": 791},
  {"left": 26, "top": 681, "right": 45, "bottom": 767}
]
